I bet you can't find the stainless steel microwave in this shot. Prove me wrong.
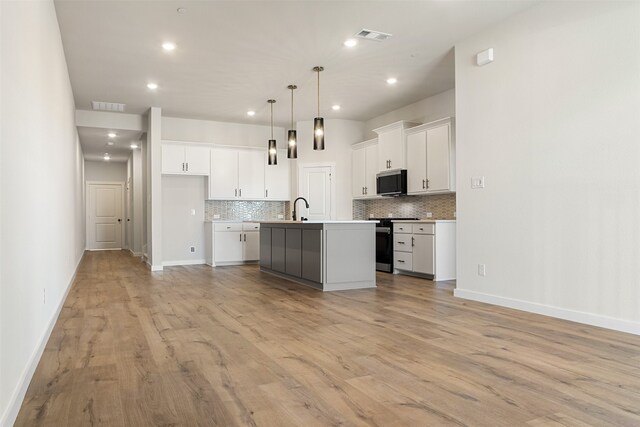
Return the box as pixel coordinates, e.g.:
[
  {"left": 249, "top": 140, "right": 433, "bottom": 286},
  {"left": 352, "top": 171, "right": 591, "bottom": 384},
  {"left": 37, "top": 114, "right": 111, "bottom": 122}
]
[{"left": 376, "top": 169, "right": 407, "bottom": 196}]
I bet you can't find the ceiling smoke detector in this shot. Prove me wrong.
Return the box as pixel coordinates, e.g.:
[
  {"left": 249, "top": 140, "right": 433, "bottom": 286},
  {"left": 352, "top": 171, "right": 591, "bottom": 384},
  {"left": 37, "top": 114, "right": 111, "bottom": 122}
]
[
  {"left": 92, "top": 101, "right": 125, "bottom": 112},
  {"left": 354, "top": 29, "right": 392, "bottom": 42}
]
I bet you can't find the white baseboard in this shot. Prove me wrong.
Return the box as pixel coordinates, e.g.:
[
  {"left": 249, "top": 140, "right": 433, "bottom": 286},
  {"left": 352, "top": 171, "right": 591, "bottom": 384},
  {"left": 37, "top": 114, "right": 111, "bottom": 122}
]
[
  {"left": 163, "top": 259, "right": 206, "bottom": 267},
  {"left": 128, "top": 249, "right": 143, "bottom": 257},
  {"left": 0, "top": 251, "right": 86, "bottom": 427},
  {"left": 454, "top": 289, "right": 640, "bottom": 336}
]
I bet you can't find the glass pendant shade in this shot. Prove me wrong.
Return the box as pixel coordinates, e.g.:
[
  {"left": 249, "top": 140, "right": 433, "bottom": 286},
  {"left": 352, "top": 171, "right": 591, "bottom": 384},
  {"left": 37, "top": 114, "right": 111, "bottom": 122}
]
[
  {"left": 313, "top": 117, "right": 324, "bottom": 150},
  {"left": 268, "top": 140, "right": 277, "bottom": 165},
  {"left": 287, "top": 130, "right": 297, "bottom": 159}
]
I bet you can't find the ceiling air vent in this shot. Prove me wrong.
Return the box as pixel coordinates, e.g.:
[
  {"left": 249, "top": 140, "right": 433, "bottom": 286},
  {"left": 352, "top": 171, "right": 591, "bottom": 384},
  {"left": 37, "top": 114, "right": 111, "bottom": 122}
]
[
  {"left": 92, "top": 101, "right": 125, "bottom": 112},
  {"left": 355, "top": 29, "right": 392, "bottom": 42}
]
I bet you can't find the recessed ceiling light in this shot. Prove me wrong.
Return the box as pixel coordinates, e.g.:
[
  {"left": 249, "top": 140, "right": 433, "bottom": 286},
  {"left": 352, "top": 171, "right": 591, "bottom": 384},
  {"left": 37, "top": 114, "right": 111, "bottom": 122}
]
[
  {"left": 386, "top": 77, "right": 398, "bottom": 85},
  {"left": 343, "top": 39, "right": 357, "bottom": 48},
  {"left": 130, "top": 143, "right": 139, "bottom": 149},
  {"left": 107, "top": 141, "right": 114, "bottom": 146},
  {"left": 332, "top": 105, "right": 341, "bottom": 111},
  {"left": 147, "top": 82, "right": 158, "bottom": 90},
  {"left": 162, "top": 42, "right": 176, "bottom": 51},
  {"left": 176, "top": 7, "right": 187, "bottom": 14},
  {"left": 247, "top": 110, "right": 256, "bottom": 116},
  {"left": 103, "top": 154, "right": 111, "bottom": 161},
  {"left": 108, "top": 132, "right": 116, "bottom": 138}
]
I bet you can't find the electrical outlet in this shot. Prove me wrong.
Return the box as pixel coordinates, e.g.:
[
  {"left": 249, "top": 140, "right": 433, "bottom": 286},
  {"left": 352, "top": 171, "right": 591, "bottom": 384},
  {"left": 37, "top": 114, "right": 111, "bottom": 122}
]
[
  {"left": 190, "top": 246, "right": 196, "bottom": 253},
  {"left": 426, "top": 212, "right": 433, "bottom": 218},
  {"left": 387, "top": 213, "right": 393, "bottom": 218},
  {"left": 478, "top": 264, "right": 486, "bottom": 276},
  {"left": 278, "top": 214, "right": 284, "bottom": 219},
  {"left": 213, "top": 214, "right": 220, "bottom": 219}
]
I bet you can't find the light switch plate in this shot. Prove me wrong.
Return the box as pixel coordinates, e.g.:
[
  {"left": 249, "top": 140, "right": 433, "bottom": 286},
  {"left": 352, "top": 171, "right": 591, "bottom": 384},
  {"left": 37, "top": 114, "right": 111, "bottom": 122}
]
[
  {"left": 426, "top": 212, "right": 433, "bottom": 218},
  {"left": 471, "top": 176, "right": 485, "bottom": 189},
  {"left": 277, "top": 214, "right": 284, "bottom": 219}
]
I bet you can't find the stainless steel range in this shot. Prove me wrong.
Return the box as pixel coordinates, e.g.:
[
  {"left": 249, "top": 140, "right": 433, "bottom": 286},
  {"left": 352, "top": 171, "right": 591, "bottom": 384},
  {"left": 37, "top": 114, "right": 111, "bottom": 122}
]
[{"left": 369, "top": 217, "right": 419, "bottom": 272}]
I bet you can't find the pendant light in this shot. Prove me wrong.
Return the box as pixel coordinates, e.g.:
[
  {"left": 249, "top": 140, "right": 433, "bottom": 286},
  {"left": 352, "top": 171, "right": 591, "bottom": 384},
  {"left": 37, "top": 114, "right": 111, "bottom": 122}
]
[
  {"left": 313, "top": 66, "right": 325, "bottom": 150},
  {"left": 267, "top": 99, "right": 277, "bottom": 165},
  {"left": 287, "top": 84, "right": 298, "bottom": 159}
]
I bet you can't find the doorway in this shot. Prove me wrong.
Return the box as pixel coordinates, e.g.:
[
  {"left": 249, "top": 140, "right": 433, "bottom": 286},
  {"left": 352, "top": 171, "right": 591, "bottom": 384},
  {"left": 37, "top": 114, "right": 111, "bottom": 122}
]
[
  {"left": 297, "top": 163, "right": 336, "bottom": 221},
  {"left": 86, "top": 182, "right": 124, "bottom": 250}
]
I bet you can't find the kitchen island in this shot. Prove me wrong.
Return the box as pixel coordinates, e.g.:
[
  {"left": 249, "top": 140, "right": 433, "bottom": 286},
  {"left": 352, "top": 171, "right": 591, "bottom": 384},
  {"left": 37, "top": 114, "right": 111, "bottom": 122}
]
[{"left": 259, "top": 221, "right": 376, "bottom": 291}]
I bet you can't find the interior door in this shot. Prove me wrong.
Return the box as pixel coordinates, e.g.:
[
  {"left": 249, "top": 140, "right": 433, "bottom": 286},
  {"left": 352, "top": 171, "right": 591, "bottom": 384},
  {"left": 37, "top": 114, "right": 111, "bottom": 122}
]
[
  {"left": 426, "top": 124, "right": 450, "bottom": 192},
  {"left": 238, "top": 149, "right": 265, "bottom": 199},
  {"left": 406, "top": 130, "right": 427, "bottom": 194},
  {"left": 87, "top": 183, "right": 123, "bottom": 250},
  {"left": 299, "top": 165, "right": 333, "bottom": 220},
  {"left": 209, "top": 148, "right": 238, "bottom": 199}
]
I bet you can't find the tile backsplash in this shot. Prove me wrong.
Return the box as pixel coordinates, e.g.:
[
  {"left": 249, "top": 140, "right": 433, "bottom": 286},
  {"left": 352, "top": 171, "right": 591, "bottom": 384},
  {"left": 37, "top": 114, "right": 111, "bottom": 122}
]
[
  {"left": 205, "top": 200, "right": 290, "bottom": 221},
  {"left": 353, "top": 193, "right": 456, "bottom": 220}
]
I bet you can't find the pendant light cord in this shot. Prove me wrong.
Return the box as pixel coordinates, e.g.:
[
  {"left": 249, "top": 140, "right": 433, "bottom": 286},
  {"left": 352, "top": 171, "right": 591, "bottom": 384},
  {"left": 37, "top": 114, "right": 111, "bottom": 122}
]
[
  {"left": 270, "top": 101, "right": 274, "bottom": 139},
  {"left": 291, "top": 88, "right": 294, "bottom": 129},
  {"left": 317, "top": 69, "right": 320, "bottom": 116}
]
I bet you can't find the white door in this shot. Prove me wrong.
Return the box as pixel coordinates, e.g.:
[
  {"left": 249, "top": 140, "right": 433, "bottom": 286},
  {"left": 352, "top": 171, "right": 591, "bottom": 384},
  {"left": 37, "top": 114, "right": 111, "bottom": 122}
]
[
  {"left": 161, "top": 144, "right": 185, "bottom": 174},
  {"left": 214, "top": 231, "right": 243, "bottom": 263},
  {"left": 87, "top": 183, "right": 123, "bottom": 250},
  {"left": 265, "top": 150, "right": 290, "bottom": 200},
  {"left": 364, "top": 144, "right": 378, "bottom": 197},
  {"left": 238, "top": 149, "right": 265, "bottom": 199},
  {"left": 406, "top": 130, "right": 427, "bottom": 194},
  {"left": 299, "top": 165, "right": 333, "bottom": 220},
  {"left": 426, "top": 124, "right": 451, "bottom": 192},
  {"left": 243, "top": 231, "right": 260, "bottom": 261},
  {"left": 352, "top": 147, "right": 366, "bottom": 198},
  {"left": 184, "top": 146, "right": 211, "bottom": 175},
  {"left": 413, "top": 234, "right": 435, "bottom": 275},
  {"left": 209, "top": 148, "right": 238, "bottom": 199}
]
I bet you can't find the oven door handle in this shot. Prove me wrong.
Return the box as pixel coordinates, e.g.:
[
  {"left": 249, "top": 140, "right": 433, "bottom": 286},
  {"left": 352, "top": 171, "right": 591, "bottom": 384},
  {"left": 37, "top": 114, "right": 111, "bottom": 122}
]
[{"left": 376, "top": 227, "right": 391, "bottom": 234}]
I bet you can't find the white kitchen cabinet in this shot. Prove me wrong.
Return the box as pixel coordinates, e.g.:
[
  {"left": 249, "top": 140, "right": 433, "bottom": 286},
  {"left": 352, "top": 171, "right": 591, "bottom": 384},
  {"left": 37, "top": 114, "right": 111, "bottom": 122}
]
[
  {"left": 392, "top": 220, "right": 456, "bottom": 281},
  {"left": 351, "top": 139, "right": 378, "bottom": 199},
  {"left": 264, "top": 149, "right": 290, "bottom": 200},
  {"left": 205, "top": 222, "right": 261, "bottom": 266},
  {"left": 209, "top": 148, "right": 272, "bottom": 200},
  {"left": 405, "top": 118, "right": 456, "bottom": 195},
  {"left": 373, "top": 121, "right": 418, "bottom": 172},
  {"left": 162, "top": 143, "right": 210, "bottom": 175}
]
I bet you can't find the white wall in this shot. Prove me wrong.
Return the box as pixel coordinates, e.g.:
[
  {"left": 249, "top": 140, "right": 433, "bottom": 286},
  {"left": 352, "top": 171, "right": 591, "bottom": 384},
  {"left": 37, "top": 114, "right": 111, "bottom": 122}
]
[
  {"left": 454, "top": 1, "right": 640, "bottom": 334},
  {"left": 162, "top": 116, "right": 285, "bottom": 148},
  {"left": 0, "top": 1, "right": 86, "bottom": 424},
  {"left": 84, "top": 159, "right": 127, "bottom": 182},
  {"left": 294, "top": 119, "right": 365, "bottom": 220},
  {"left": 363, "top": 89, "right": 455, "bottom": 139},
  {"left": 162, "top": 176, "right": 206, "bottom": 264}
]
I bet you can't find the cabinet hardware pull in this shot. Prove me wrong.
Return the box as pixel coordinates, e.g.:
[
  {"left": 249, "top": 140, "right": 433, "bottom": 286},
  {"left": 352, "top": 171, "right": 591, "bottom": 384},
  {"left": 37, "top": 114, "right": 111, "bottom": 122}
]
[
  {"left": 186, "top": 162, "right": 188, "bottom": 172},
  {"left": 365, "top": 187, "right": 367, "bottom": 195},
  {"left": 412, "top": 237, "right": 415, "bottom": 247},
  {"left": 426, "top": 179, "right": 429, "bottom": 189},
  {"left": 389, "top": 160, "right": 392, "bottom": 168},
  {"left": 398, "top": 260, "right": 405, "bottom": 263},
  {"left": 240, "top": 233, "right": 242, "bottom": 241},
  {"left": 244, "top": 234, "right": 246, "bottom": 242},
  {"left": 235, "top": 189, "right": 237, "bottom": 197},
  {"left": 423, "top": 179, "right": 426, "bottom": 189},
  {"left": 266, "top": 189, "right": 268, "bottom": 197},
  {"left": 239, "top": 189, "right": 242, "bottom": 197},
  {"left": 182, "top": 162, "right": 184, "bottom": 171},
  {"left": 398, "top": 241, "right": 405, "bottom": 244}
]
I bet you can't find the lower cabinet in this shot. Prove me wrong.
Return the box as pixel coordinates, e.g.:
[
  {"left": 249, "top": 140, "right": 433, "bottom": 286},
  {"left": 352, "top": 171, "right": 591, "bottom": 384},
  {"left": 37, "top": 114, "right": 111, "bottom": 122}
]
[
  {"left": 393, "top": 221, "right": 456, "bottom": 281},
  {"left": 205, "top": 222, "right": 260, "bottom": 266}
]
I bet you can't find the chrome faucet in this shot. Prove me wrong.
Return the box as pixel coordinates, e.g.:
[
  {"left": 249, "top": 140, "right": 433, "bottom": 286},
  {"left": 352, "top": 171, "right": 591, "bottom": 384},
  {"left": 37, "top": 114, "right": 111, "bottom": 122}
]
[{"left": 292, "top": 197, "right": 309, "bottom": 221}]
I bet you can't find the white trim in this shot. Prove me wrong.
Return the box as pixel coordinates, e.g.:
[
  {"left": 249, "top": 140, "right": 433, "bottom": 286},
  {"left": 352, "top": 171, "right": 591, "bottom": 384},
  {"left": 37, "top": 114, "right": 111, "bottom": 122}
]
[
  {"left": 129, "top": 249, "right": 143, "bottom": 257},
  {"left": 85, "top": 181, "right": 126, "bottom": 250},
  {"left": 162, "top": 259, "right": 206, "bottom": 267},
  {"left": 146, "top": 260, "right": 164, "bottom": 271},
  {"left": 0, "top": 251, "right": 86, "bottom": 427},
  {"left": 86, "top": 248, "right": 122, "bottom": 251},
  {"left": 454, "top": 289, "right": 640, "bottom": 336}
]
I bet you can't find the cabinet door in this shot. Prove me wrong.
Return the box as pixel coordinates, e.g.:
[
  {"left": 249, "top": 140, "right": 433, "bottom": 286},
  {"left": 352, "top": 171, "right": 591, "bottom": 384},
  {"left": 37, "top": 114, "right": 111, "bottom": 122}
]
[
  {"left": 259, "top": 228, "right": 271, "bottom": 268},
  {"left": 271, "top": 228, "right": 286, "bottom": 273},
  {"left": 378, "top": 131, "right": 393, "bottom": 171},
  {"left": 161, "top": 144, "right": 185, "bottom": 174},
  {"left": 243, "top": 231, "right": 260, "bottom": 261},
  {"left": 214, "top": 231, "right": 243, "bottom": 263},
  {"left": 364, "top": 144, "right": 378, "bottom": 196},
  {"left": 285, "top": 228, "right": 302, "bottom": 277},
  {"left": 378, "top": 127, "right": 404, "bottom": 171},
  {"left": 265, "top": 149, "right": 290, "bottom": 200},
  {"left": 184, "top": 146, "right": 210, "bottom": 175},
  {"left": 238, "top": 150, "right": 265, "bottom": 199},
  {"left": 412, "top": 234, "right": 435, "bottom": 275},
  {"left": 426, "top": 124, "right": 451, "bottom": 192},
  {"left": 209, "top": 148, "right": 238, "bottom": 199},
  {"left": 352, "top": 147, "right": 366, "bottom": 198},
  {"left": 406, "top": 131, "right": 427, "bottom": 194},
  {"left": 301, "top": 229, "right": 322, "bottom": 283}
]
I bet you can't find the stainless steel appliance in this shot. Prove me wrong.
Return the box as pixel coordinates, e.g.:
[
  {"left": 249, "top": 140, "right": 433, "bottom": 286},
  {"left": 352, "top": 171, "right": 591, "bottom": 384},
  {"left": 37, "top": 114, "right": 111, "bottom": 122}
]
[
  {"left": 376, "top": 169, "right": 407, "bottom": 196},
  {"left": 370, "top": 217, "right": 419, "bottom": 272}
]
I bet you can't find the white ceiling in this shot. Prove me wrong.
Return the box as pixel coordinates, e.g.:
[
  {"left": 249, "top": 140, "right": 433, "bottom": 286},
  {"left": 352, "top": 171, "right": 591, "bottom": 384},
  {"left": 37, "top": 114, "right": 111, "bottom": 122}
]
[
  {"left": 55, "top": 0, "right": 536, "bottom": 128},
  {"left": 79, "top": 127, "right": 144, "bottom": 162}
]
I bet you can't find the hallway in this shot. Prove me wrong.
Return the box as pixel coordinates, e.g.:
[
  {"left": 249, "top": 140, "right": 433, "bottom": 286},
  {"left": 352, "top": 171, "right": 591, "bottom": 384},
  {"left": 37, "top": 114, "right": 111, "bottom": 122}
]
[{"left": 15, "top": 251, "right": 640, "bottom": 426}]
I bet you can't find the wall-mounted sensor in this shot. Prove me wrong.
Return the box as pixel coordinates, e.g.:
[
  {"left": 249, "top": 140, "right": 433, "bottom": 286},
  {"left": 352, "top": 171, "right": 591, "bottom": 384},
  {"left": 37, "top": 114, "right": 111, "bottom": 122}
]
[{"left": 476, "top": 48, "right": 494, "bottom": 66}]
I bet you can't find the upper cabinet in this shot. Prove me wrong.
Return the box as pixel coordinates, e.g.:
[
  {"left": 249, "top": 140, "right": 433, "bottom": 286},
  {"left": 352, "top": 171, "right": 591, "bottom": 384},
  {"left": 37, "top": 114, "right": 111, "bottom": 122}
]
[
  {"left": 161, "top": 143, "right": 210, "bottom": 175},
  {"left": 373, "top": 121, "right": 418, "bottom": 172},
  {"left": 405, "top": 118, "right": 456, "bottom": 195},
  {"left": 352, "top": 139, "right": 378, "bottom": 199},
  {"left": 264, "top": 149, "right": 290, "bottom": 200}
]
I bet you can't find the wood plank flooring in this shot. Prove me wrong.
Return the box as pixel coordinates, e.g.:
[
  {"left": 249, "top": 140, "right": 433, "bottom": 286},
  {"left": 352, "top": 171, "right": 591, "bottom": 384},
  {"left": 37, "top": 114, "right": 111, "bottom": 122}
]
[{"left": 15, "top": 250, "right": 640, "bottom": 426}]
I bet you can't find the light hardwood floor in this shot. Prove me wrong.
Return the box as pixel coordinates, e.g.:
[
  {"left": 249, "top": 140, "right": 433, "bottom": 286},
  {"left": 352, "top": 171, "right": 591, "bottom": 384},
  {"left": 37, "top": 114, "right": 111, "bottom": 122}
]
[{"left": 15, "top": 250, "right": 640, "bottom": 426}]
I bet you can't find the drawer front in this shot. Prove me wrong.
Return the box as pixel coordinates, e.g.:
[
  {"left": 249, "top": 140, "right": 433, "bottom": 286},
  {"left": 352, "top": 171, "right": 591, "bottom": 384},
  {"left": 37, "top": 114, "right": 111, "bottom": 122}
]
[
  {"left": 393, "top": 223, "right": 412, "bottom": 233},
  {"left": 242, "top": 222, "right": 260, "bottom": 231},
  {"left": 394, "top": 251, "right": 412, "bottom": 271},
  {"left": 413, "top": 223, "right": 435, "bottom": 235},
  {"left": 394, "top": 234, "right": 413, "bottom": 252},
  {"left": 214, "top": 222, "right": 242, "bottom": 232}
]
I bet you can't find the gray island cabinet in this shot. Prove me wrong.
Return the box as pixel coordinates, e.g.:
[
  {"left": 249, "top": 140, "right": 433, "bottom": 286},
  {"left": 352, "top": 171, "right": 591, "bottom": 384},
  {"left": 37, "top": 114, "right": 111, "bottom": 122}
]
[{"left": 259, "top": 221, "right": 377, "bottom": 291}]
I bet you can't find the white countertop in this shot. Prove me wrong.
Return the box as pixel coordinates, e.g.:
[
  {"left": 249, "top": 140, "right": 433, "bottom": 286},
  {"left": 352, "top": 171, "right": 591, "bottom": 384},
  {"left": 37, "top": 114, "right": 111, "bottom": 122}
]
[
  {"left": 259, "top": 220, "right": 377, "bottom": 224},
  {"left": 204, "top": 219, "right": 264, "bottom": 223},
  {"left": 391, "top": 219, "right": 456, "bottom": 223}
]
